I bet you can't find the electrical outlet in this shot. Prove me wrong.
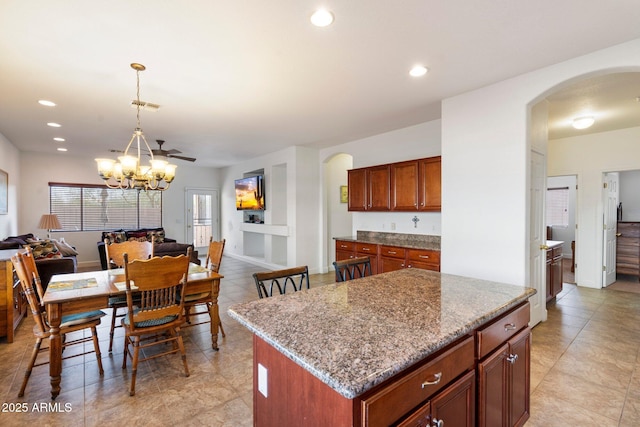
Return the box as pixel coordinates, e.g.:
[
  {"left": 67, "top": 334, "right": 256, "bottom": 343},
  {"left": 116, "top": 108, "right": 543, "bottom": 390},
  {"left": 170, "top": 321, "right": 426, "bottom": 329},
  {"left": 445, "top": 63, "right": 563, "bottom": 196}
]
[
  {"left": 391, "top": 222, "right": 396, "bottom": 230},
  {"left": 258, "top": 363, "right": 268, "bottom": 397}
]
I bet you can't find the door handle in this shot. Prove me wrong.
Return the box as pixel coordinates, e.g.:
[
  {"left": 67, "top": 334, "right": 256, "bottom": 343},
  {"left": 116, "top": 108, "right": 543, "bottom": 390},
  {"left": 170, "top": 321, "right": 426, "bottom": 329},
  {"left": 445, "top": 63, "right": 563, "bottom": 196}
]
[
  {"left": 540, "top": 244, "right": 549, "bottom": 250},
  {"left": 616, "top": 233, "right": 622, "bottom": 237}
]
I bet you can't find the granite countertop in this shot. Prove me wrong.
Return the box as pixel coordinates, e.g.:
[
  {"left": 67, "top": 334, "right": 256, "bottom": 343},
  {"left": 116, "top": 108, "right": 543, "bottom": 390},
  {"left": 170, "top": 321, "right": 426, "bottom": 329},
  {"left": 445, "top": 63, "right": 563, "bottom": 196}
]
[
  {"left": 334, "top": 231, "right": 441, "bottom": 250},
  {"left": 228, "top": 268, "right": 535, "bottom": 399}
]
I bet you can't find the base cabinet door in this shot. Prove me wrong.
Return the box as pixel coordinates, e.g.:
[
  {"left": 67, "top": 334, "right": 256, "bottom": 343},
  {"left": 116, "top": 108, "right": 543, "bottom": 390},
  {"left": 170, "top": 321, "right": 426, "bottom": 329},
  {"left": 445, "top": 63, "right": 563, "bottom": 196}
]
[
  {"left": 397, "top": 370, "right": 475, "bottom": 427},
  {"left": 477, "top": 328, "right": 531, "bottom": 427}
]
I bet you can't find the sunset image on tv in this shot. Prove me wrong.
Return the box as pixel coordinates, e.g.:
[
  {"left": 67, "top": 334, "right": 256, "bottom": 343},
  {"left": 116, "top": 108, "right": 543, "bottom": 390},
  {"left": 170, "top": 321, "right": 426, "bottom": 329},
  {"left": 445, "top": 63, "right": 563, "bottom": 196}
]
[{"left": 235, "top": 176, "right": 265, "bottom": 210}]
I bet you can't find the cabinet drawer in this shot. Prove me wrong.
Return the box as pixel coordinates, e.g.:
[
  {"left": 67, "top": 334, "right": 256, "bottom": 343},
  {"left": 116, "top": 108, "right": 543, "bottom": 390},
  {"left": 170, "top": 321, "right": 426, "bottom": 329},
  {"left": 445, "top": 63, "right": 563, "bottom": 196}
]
[
  {"left": 361, "top": 336, "right": 474, "bottom": 427},
  {"left": 552, "top": 247, "right": 562, "bottom": 258},
  {"left": 407, "top": 249, "right": 440, "bottom": 265},
  {"left": 356, "top": 243, "right": 378, "bottom": 255},
  {"left": 476, "top": 302, "right": 529, "bottom": 359},
  {"left": 336, "top": 240, "right": 355, "bottom": 252},
  {"left": 380, "top": 246, "right": 406, "bottom": 259}
]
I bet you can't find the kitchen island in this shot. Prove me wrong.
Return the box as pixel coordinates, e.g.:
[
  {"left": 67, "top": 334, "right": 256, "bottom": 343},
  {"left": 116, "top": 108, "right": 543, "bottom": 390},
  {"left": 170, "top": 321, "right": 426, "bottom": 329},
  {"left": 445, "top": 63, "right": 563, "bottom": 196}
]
[{"left": 229, "top": 268, "right": 536, "bottom": 426}]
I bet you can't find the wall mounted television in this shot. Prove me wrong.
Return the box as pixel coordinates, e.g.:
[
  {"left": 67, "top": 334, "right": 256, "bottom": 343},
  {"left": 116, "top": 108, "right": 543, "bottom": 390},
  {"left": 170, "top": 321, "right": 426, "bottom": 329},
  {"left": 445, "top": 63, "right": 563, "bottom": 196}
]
[{"left": 235, "top": 175, "right": 265, "bottom": 210}]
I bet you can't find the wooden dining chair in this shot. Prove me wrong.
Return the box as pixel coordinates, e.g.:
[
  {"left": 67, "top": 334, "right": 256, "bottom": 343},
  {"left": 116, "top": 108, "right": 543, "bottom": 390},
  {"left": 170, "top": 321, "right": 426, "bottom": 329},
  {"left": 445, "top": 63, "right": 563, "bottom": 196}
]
[
  {"left": 253, "top": 266, "right": 310, "bottom": 298},
  {"left": 11, "top": 250, "right": 106, "bottom": 397},
  {"left": 104, "top": 238, "right": 153, "bottom": 353},
  {"left": 121, "top": 249, "right": 191, "bottom": 396},
  {"left": 182, "top": 238, "right": 226, "bottom": 338},
  {"left": 333, "top": 256, "right": 373, "bottom": 282}
]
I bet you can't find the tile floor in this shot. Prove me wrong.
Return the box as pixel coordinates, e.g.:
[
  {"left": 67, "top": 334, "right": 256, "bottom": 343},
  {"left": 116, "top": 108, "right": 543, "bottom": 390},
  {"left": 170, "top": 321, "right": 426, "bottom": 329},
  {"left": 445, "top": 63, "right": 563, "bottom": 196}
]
[{"left": 0, "top": 257, "right": 639, "bottom": 426}]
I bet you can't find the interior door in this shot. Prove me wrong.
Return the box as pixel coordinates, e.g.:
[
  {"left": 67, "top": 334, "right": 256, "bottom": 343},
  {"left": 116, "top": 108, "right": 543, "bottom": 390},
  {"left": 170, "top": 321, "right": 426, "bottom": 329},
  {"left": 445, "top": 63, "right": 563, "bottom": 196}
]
[
  {"left": 603, "top": 172, "right": 619, "bottom": 287},
  {"left": 529, "top": 150, "right": 546, "bottom": 326},
  {"left": 186, "top": 188, "right": 219, "bottom": 254}
]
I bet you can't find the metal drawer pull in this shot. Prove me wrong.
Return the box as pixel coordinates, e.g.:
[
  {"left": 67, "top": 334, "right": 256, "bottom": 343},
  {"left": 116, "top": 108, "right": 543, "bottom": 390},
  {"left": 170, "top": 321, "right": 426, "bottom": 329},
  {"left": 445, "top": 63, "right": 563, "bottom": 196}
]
[
  {"left": 388, "top": 251, "right": 397, "bottom": 254},
  {"left": 504, "top": 323, "right": 517, "bottom": 331},
  {"left": 361, "top": 247, "right": 370, "bottom": 251},
  {"left": 418, "top": 255, "right": 430, "bottom": 259},
  {"left": 507, "top": 354, "right": 518, "bottom": 364},
  {"left": 421, "top": 372, "right": 442, "bottom": 388},
  {"left": 432, "top": 418, "right": 444, "bottom": 427}
]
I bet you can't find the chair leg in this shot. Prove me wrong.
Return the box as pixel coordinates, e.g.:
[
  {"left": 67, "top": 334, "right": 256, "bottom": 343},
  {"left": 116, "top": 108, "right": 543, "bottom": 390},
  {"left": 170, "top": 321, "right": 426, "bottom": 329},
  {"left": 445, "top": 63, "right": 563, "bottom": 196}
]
[
  {"left": 109, "top": 306, "right": 118, "bottom": 353},
  {"left": 18, "top": 338, "right": 42, "bottom": 397},
  {"left": 185, "top": 305, "right": 191, "bottom": 324},
  {"left": 129, "top": 337, "right": 140, "bottom": 396},
  {"left": 217, "top": 313, "right": 225, "bottom": 337},
  {"left": 175, "top": 328, "right": 190, "bottom": 378},
  {"left": 91, "top": 326, "right": 104, "bottom": 375},
  {"left": 122, "top": 336, "right": 129, "bottom": 369}
]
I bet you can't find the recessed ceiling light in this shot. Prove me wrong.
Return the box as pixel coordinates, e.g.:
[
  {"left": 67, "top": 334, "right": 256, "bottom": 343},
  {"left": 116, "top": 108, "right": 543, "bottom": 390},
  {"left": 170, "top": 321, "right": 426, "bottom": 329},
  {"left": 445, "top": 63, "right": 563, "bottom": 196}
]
[
  {"left": 310, "top": 9, "right": 334, "bottom": 27},
  {"left": 53, "top": 137, "right": 65, "bottom": 142},
  {"left": 572, "top": 116, "right": 595, "bottom": 129},
  {"left": 38, "top": 100, "right": 56, "bottom": 107},
  {"left": 409, "top": 65, "right": 429, "bottom": 77},
  {"left": 47, "top": 122, "right": 61, "bottom": 128},
  {"left": 57, "top": 147, "right": 67, "bottom": 152}
]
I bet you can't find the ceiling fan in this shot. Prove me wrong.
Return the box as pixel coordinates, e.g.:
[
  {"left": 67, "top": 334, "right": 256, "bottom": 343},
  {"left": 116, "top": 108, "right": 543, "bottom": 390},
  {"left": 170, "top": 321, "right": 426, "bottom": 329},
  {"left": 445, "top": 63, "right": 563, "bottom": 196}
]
[
  {"left": 151, "top": 140, "right": 196, "bottom": 162},
  {"left": 108, "top": 139, "right": 196, "bottom": 162}
]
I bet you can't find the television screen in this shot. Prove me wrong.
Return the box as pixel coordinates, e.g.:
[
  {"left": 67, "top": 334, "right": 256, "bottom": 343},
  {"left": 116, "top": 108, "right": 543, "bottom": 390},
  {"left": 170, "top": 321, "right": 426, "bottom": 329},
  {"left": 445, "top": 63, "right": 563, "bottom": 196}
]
[{"left": 235, "top": 175, "right": 265, "bottom": 210}]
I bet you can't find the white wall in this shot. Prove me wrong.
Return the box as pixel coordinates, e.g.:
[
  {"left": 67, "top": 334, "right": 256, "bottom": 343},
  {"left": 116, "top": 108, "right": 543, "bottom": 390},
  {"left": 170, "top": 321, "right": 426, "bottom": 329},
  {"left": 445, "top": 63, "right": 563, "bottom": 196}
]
[
  {"left": 220, "top": 146, "right": 322, "bottom": 272},
  {"left": 0, "top": 132, "right": 20, "bottom": 238},
  {"left": 441, "top": 38, "right": 640, "bottom": 288},
  {"left": 19, "top": 151, "right": 219, "bottom": 269},
  {"left": 548, "top": 126, "right": 640, "bottom": 287}
]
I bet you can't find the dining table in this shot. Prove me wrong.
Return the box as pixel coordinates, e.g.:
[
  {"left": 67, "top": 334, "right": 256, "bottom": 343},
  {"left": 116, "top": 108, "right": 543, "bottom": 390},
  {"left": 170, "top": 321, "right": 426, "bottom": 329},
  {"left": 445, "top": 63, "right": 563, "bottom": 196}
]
[{"left": 42, "top": 263, "right": 223, "bottom": 400}]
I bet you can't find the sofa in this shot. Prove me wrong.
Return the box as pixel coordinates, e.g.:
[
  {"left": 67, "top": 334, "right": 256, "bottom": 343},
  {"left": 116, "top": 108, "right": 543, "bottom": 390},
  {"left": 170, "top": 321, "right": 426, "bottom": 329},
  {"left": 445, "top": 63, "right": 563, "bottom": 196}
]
[
  {"left": 0, "top": 233, "right": 78, "bottom": 289},
  {"left": 97, "top": 227, "right": 200, "bottom": 269}
]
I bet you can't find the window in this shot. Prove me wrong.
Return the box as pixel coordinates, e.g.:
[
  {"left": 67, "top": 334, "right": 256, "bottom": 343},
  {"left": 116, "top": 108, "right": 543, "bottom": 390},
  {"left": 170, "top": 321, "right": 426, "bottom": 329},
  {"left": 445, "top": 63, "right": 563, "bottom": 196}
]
[
  {"left": 546, "top": 186, "right": 569, "bottom": 227},
  {"left": 49, "top": 183, "right": 162, "bottom": 231}
]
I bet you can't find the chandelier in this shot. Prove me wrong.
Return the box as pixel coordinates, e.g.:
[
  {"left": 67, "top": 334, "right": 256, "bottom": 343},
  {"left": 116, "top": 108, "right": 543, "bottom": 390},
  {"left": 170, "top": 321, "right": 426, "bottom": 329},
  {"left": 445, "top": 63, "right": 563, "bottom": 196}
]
[{"left": 95, "top": 63, "right": 176, "bottom": 191}]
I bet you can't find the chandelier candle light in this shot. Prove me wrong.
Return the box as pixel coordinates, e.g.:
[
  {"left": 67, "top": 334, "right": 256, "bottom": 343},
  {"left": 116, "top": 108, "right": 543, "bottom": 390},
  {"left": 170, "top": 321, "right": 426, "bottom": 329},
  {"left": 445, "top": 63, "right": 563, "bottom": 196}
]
[{"left": 95, "top": 63, "right": 176, "bottom": 191}]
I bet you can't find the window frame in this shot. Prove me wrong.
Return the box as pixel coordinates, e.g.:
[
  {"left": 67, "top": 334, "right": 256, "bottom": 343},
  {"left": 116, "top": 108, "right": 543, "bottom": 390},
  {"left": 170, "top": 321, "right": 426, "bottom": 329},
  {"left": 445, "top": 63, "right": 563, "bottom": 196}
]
[{"left": 48, "top": 182, "right": 163, "bottom": 232}]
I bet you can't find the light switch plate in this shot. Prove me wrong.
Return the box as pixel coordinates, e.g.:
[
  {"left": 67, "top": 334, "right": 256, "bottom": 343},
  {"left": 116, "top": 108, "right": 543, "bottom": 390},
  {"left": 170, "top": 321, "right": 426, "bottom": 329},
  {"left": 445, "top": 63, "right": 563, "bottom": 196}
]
[{"left": 258, "top": 363, "right": 268, "bottom": 397}]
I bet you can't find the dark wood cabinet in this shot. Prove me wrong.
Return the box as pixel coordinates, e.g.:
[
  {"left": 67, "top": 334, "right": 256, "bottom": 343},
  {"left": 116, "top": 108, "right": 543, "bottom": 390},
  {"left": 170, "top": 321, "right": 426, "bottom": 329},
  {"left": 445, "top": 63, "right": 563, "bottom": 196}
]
[
  {"left": 546, "top": 244, "right": 563, "bottom": 302},
  {"left": 476, "top": 304, "right": 531, "bottom": 427},
  {"left": 347, "top": 166, "right": 390, "bottom": 211},
  {"left": 348, "top": 168, "right": 367, "bottom": 211},
  {"left": 0, "top": 255, "right": 26, "bottom": 343},
  {"left": 616, "top": 222, "right": 640, "bottom": 279},
  {"left": 349, "top": 156, "right": 441, "bottom": 212},
  {"left": 418, "top": 157, "right": 441, "bottom": 211},
  {"left": 379, "top": 245, "right": 440, "bottom": 273}
]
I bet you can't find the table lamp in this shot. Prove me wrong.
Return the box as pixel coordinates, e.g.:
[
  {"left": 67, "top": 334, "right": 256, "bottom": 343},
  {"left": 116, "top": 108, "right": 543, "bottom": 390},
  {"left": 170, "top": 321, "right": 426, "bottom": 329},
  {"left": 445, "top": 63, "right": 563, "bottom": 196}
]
[{"left": 38, "top": 214, "right": 61, "bottom": 239}]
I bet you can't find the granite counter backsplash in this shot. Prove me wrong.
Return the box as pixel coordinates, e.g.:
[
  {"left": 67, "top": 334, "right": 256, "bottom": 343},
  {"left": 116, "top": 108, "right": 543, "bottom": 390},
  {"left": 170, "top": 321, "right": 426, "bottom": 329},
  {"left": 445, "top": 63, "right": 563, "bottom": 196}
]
[
  {"left": 228, "top": 268, "right": 534, "bottom": 399},
  {"left": 334, "top": 231, "right": 441, "bottom": 250}
]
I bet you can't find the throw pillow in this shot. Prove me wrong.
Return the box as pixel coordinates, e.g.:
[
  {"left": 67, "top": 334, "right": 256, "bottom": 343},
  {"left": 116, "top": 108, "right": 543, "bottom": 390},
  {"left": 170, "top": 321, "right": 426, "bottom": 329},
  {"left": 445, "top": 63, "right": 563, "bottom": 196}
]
[
  {"left": 147, "top": 228, "right": 165, "bottom": 244},
  {"left": 102, "top": 230, "right": 126, "bottom": 245},
  {"left": 24, "top": 240, "right": 62, "bottom": 260},
  {"left": 53, "top": 238, "right": 79, "bottom": 256},
  {"left": 126, "top": 230, "right": 148, "bottom": 242}
]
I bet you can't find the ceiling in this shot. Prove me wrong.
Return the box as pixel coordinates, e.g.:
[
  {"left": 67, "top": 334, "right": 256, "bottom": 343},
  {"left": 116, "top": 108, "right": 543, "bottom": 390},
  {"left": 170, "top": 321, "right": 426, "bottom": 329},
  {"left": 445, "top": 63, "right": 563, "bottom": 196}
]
[{"left": 1, "top": 1, "right": 640, "bottom": 168}]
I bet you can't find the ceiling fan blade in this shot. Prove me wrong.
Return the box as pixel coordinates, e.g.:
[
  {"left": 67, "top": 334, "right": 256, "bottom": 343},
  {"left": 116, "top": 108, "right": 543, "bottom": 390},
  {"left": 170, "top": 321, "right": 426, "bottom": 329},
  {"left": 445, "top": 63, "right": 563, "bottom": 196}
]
[
  {"left": 165, "top": 148, "right": 182, "bottom": 154},
  {"left": 168, "top": 154, "right": 197, "bottom": 162}
]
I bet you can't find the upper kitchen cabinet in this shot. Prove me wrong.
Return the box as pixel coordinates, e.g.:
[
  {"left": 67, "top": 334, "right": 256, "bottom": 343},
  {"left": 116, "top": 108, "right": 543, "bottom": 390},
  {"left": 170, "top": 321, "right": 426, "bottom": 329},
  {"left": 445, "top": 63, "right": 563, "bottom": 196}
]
[
  {"left": 348, "top": 165, "right": 390, "bottom": 211},
  {"left": 349, "top": 156, "right": 441, "bottom": 212}
]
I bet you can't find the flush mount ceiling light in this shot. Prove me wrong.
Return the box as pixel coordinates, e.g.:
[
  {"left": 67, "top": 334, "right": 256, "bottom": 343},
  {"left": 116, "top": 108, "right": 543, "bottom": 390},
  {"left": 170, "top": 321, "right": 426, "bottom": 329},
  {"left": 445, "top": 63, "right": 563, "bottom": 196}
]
[
  {"left": 310, "top": 9, "right": 334, "bottom": 27},
  {"left": 53, "top": 137, "right": 65, "bottom": 142},
  {"left": 409, "top": 65, "right": 429, "bottom": 77},
  {"left": 572, "top": 116, "right": 595, "bottom": 129},
  {"left": 95, "top": 63, "right": 176, "bottom": 192},
  {"left": 47, "top": 122, "right": 61, "bottom": 128},
  {"left": 38, "top": 100, "right": 56, "bottom": 107}
]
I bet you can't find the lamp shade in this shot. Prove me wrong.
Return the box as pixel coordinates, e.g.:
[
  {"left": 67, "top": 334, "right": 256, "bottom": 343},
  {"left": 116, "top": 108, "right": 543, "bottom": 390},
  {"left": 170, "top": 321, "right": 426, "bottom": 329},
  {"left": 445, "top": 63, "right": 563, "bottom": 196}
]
[{"left": 38, "top": 214, "right": 61, "bottom": 231}]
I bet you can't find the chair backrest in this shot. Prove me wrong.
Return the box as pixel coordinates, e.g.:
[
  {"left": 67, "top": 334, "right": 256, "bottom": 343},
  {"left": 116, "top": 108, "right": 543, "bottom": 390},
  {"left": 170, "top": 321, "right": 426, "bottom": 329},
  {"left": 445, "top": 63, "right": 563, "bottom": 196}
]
[
  {"left": 123, "top": 249, "right": 191, "bottom": 330},
  {"left": 204, "top": 238, "right": 225, "bottom": 272},
  {"left": 104, "top": 238, "right": 154, "bottom": 269},
  {"left": 333, "top": 256, "right": 372, "bottom": 282},
  {"left": 11, "top": 251, "right": 48, "bottom": 334},
  {"left": 253, "top": 266, "right": 310, "bottom": 299},
  {"left": 18, "top": 246, "right": 46, "bottom": 304}
]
